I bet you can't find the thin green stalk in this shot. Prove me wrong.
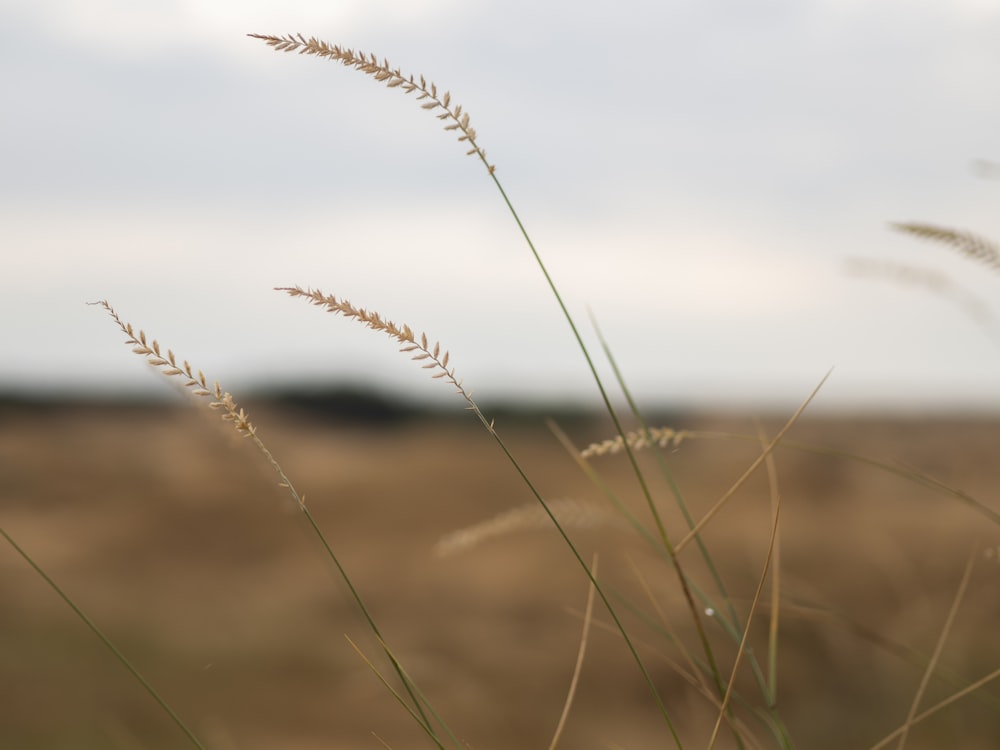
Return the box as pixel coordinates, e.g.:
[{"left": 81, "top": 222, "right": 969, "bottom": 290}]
[
  {"left": 279, "top": 286, "right": 683, "bottom": 745},
  {"left": 234, "top": 416, "right": 443, "bottom": 744},
  {"left": 483, "top": 164, "right": 742, "bottom": 745},
  {"left": 758, "top": 424, "right": 782, "bottom": 709},
  {"left": 707, "top": 441, "right": 783, "bottom": 750},
  {"left": 636, "top": 429, "right": 1000, "bottom": 527},
  {"left": 346, "top": 635, "right": 465, "bottom": 750},
  {"left": 456, "top": 395, "right": 685, "bottom": 748},
  {"left": 483, "top": 169, "right": 671, "bottom": 531},
  {"left": 589, "top": 313, "right": 740, "bottom": 623},
  {"left": 675, "top": 376, "right": 829, "bottom": 555},
  {"left": 1, "top": 527, "right": 206, "bottom": 750},
  {"left": 482, "top": 168, "right": 674, "bottom": 542},
  {"left": 298, "top": 507, "right": 443, "bottom": 747},
  {"left": 592, "top": 316, "right": 795, "bottom": 748},
  {"left": 588, "top": 315, "right": 737, "bottom": 700},
  {"left": 550, "top": 416, "right": 793, "bottom": 746}
]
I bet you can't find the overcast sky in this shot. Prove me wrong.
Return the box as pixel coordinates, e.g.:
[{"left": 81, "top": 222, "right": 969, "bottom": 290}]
[{"left": 2, "top": 0, "right": 999, "bottom": 414}]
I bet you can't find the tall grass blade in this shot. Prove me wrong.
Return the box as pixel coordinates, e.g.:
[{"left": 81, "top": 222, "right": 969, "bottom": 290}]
[
  {"left": 893, "top": 545, "right": 977, "bottom": 750},
  {"left": 706, "top": 446, "right": 782, "bottom": 750},
  {"left": 0, "top": 527, "right": 206, "bottom": 750},
  {"left": 676, "top": 372, "right": 830, "bottom": 554},
  {"left": 548, "top": 555, "right": 599, "bottom": 750}
]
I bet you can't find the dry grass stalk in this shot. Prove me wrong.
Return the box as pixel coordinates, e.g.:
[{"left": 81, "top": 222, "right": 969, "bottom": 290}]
[
  {"left": 249, "top": 33, "right": 493, "bottom": 173},
  {"left": 675, "top": 372, "right": 828, "bottom": 555},
  {"left": 707, "top": 425, "right": 783, "bottom": 750},
  {"left": 581, "top": 426, "right": 693, "bottom": 459},
  {"left": 867, "top": 665, "right": 1000, "bottom": 750},
  {"left": 276, "top": 285, "right": 467, "bottom": 396},
  {"left": 93, "top": 301, "right": 254, "bottom": 436},
  {"left": 547, "top": 554, "right": 599, "bottom": 750},
  {"left": 92, "top": 300, "right": 306, "bottom": 510},
  {"left": 278, "top": 286, "right": 511, "bottom": 460},
  {"left": 892, "top": 547, "right": 977, "bottom": 750},
  {"left": 434, "top": 498, "right": 628, "bottom": 557},
  {"left": 892, "top": 222, "right": 1000, "bottom": 275}
]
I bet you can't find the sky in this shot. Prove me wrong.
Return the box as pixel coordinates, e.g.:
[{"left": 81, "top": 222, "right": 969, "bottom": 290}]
[{"left": 2, "top": 0, "right": 1000, "bottom": 414}]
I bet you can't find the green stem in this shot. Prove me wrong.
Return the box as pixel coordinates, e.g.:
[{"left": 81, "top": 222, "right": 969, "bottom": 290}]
[
  {"left": 1, "top": 527, "right": 207, "bottom": 750},
  {"left": 298, "top": 507, "right": 444, "bottom": 747},
  {"left": 463, "top": 403, "right": 684, "bottom": 747}
]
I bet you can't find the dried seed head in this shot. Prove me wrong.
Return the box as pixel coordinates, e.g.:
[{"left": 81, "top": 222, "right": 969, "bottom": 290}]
[{"left": 249, "top": 33, "right": 495, "bottom": 172}]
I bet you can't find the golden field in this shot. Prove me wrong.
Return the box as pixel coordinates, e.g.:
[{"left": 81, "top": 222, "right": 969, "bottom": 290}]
[{"left": 1, "top": 400, "right": 999, "bottom": 749}]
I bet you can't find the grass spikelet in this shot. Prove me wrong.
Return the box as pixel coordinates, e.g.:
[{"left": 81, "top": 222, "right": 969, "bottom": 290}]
[
  {"left": 581, "top": 426, "right": 694, "bottom": 459},
  {"left": 91, "top": 301, "right": 258, "bottom": 439},
  {"left": 434, "top": 498, "right": 629, "bottom": 557},
  {"left": 276, "top": 286, "right": 464, "bottom": 395},
  {"left": 92, "top": 300, "right": 307, "bottom": 511},
  {"left": 892, "top": 222, "right": 1000, "bottom": 275},
  {"left": 248, "top": 33, "right": 493, "bottom": 172}
]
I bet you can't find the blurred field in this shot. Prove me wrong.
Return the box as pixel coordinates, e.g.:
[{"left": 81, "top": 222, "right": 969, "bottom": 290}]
[{"left": 2, "top": 400, "right": 999, "bottom": 750}]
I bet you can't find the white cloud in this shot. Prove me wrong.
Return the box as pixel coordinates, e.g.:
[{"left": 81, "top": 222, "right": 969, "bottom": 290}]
[{"left": 11, "top": 0, "right": 464, "bottom": 60}]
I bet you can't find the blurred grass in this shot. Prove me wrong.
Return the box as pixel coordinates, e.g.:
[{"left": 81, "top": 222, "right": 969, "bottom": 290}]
[{"left": 2, "top": 401, "right": 999, "bottom": 749}]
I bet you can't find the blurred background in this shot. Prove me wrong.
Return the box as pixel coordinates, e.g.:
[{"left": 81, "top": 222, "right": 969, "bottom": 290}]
[
  {"left": 3, "top": 402, "right": 1000, "bottom": 749},
  {"left": 1, "top": 0, "right": 999, "bottom": 412}
]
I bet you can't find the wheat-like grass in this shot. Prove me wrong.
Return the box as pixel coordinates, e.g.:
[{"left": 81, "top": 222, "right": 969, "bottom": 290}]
[
  {"left": 581, "top": 426, "right": 694, "bottom": 459},
  {"left": 434, "top": 498, "right": 629, "bottom": 557},
  {"left": 892, "top": 222, "right": 1000, "bottom": 274},
  {"left": 275, "top": 285, "right": 471, "bottom": 401},
  {"left": 93, "top": 302, "right": 254, "bottom": 433},
  {"left": 249, "top": 33, "right": 493, "bottom": 173},
  {"left": 92, "top": 300, "right": 308, "bottom": 510}
]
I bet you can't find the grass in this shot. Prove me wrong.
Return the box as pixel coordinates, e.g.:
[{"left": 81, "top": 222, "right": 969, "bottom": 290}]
[{"left": 2, "top": 30, "right": 999, "bottom": 749}]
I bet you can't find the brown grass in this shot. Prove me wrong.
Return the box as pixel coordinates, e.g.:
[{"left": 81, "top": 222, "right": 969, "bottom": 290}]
[{"left": 3, "top": 406, "right": 999, "bottom": 749}]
